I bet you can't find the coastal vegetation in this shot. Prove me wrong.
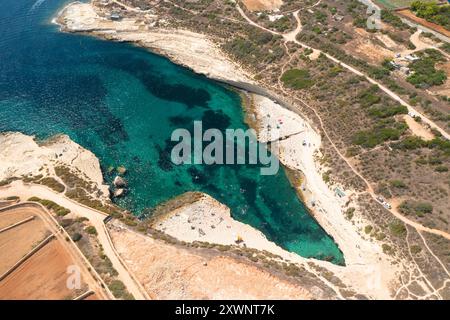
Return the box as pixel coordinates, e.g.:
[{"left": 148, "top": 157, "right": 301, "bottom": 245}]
[
  {"left": 399, "top": 200, "right": 433, "bottom": 216},
  {"left": 381, "top": 9, "right": 410, "bottom": 30},
  {"left": 55, "top": 165, "right": 96, "bottom": 193},
  {"left": 37, "top": 177, "right": 65, "bottom": 193},
  {"left": 108, "top": 280, "right": 134, "bottom": 300},
  {"left": 411, "top": 1, "right": 450, "bottom": 31},
  {"left": 281, "top": 69, "right": 315, "bottom": 89},
  {"left": 223, "top": 31, "right": 284, "bottom": 67},
  {"left": 406, "top": 49, "right": 447, "bottom": 88},
  {"left": 389, "top": 221, "right": 407, "bottom": 237},
  {"left": 352, "top": 120, "right": 408, "bottom": 148},
  {"left": 267, "top": 15, "right": 292, "bottom": 32},
  {"left": 0, "top": 177, "right": 18, "bottom": 186},
  {"left": 27, "top": 196, "right": 71, "bottom": 216},
  {"left": 59, "top": 214, "right": 134, "bottom": 300},
  {"left": 85, "top": 225, "right": 98, "bottom": 236},
  {"left": 10, "top": 0, "right": 450, "bottom": 298}
]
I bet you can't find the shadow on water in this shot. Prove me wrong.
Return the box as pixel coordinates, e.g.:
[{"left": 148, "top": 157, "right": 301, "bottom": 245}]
[{"left": 0, "top": 0, "right": 344, "bottom": 264}]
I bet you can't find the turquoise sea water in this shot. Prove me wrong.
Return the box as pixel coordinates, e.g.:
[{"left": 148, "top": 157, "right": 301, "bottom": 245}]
[{"left": 0, "top": 0, "right": 344, "bottom": 264}]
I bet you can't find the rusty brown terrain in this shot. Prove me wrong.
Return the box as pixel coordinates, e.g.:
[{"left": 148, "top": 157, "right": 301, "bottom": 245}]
[{"left": 0, "top": 205, "right": 107, "bottom": 300}]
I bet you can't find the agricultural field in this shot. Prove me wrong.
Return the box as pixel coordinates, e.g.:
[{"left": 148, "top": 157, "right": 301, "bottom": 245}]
[
  {"left": 0, "top": 205, "right": 105, "bottom": 300},
  {"left": 0, "top": 239, "right": 85, "bottom": 299}
]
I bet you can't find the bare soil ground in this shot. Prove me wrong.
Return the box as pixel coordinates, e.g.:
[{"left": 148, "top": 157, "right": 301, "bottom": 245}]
[
  {"left": 344, "top": 28, "right": 395, "bottom": 64},
  {"left": 434, "top": 61, "right": 450, "bottom": 96},
  {"left": 109, "top": 223, "right": 316, "bottom": 299},
  {"left": 0, "top": 207, "right": 43, "bottom": 229},
  {"left": 0, "top": 239, "right": 86, "bottom": 299},
  {"left": 0, "top": 205, "right": 107, "bottom": 300},
  {"left": 0, "top": 200, "right": 18, "bottom": 209},
  {"left": 397, "top": 9, "right": 450, "bottom": 38},
  {"left": 402, "top": 115, "right": 435, "bottom": 141},
  {"left": 242, "top": 0, "right": 283, "bottom": 11},
  {"left": 0, "top": 208, "right": 49, "bottom": 274}
]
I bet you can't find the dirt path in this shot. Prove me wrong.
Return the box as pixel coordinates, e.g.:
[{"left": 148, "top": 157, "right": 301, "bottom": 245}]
[
  {"left": 235, "top": 4, "right": 450, "bottom": 140},
  {"left": 397, "top": 9, "right": 450, "bottom": 39},
  {"left": 242, "top": 0, "right": 283, "bottom": 11},
  {"left": 292, "top": 89, "right": 450, "bottom": 242},
  {"left": 235, "top": 4, "right": 450, "bottom": 244},
  {"left": 112, "top": 0, "right": 153, "bottom": 13},
  {"left": 283, "top": 10, "right": 302, "bottom": 42},
  {"left": 402, "top": 30, "right": 450, "bottom": 59},
  {"left": 403, "top": 114, "right": 435, "bottom": 141},
  {"left": 0, "top": 204, "right": 111, "bottom": 299},
  {"left": 0, "top": 181, "right": 149, "bottom": 300}
]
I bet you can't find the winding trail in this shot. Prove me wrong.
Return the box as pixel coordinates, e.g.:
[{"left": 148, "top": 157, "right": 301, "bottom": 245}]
[
  {"left": 407, "top": 30, "right": 450, "bottom": 59},
  {"left": 0, "top": 181, "right": 150, "bottom": 300},
  {"left": 236, "top": 3, "right": 450, "bottom": 243},
  {"left": 236, "top": 4, "right": 450, "bottom": 140}
]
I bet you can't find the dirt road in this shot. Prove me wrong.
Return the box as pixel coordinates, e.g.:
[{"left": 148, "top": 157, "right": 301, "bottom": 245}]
[
  {"left": 235, "top": 4, "right": 450, "bottom": 243},
  {"left": 236, "top": 4, "right": 450, "bottom": 140},
  {"left": 0, "top": 181, "right": 149, "bottom": 300}
]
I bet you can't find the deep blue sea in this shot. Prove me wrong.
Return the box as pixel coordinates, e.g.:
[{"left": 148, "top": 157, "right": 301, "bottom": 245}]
[{"left": 0, "top": 0, "right": 344, "bottom": 264}]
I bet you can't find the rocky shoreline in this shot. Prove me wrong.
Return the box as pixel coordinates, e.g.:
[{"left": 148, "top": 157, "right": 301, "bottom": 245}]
[
  {"left": 32, "top": 0, "right": 404, "bottom": 298},
  {"left": 0, "top": 132, "right": 110, "bottom": 199}
]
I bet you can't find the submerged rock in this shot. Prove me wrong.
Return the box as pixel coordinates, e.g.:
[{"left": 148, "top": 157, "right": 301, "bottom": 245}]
[
  {"left": 117, "top": 166, "right": 127, "bottom": 175},
  {"left": 113, "top": 176, "right": 127, "bottom": 188},
  {"left": 114, "top": 188, "right": 126, "bottom": 198}
]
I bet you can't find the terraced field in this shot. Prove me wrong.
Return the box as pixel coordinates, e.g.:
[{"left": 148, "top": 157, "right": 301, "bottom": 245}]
[{"left": 0, "top": 204, "right": 106, "bottom": 300}]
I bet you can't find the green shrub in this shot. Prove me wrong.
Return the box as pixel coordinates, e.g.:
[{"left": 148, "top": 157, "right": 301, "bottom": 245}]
[
  {"left": 27, "top": 196, "right": 71, "bottom": 216},
  {"left": 382, "top": 243, "right": 393, "bottom": 255},
  {"left": 108, "top": 280, "right": 128, "bottom": 299},
  {"left": 38, "top": 177, "right": 65, "bottom": 193},
  {"left": 391, "top": 136, "right": 426, "bottom": 150},
  {"left": 381, "top": 10, "right": 409, "bottom": 30},
  {"left": 345, "top": 207, "right": 355, "bottom": 220},
  {"left": 407, "top": 49, "right": 447, "bottom": 88},
  {"left": 72, "top": 233, "right": 82, "bottom": 242},
  {"left": 442, "top": 43, "right": 450, "bottom": 54},
  {"left": 358, "top": 85, "right": 381, "bottom": 107},
  {"left": 268, "top": 16, "right": 292, "bottom": 32},
  {"left": 353, "top": 121, "right": 407, "bottom": 148},
  {"left": 399, "top": 200, "right": 433, "bottom": 217},
  {"left": 411, "top": 1, "right": 450, "bottom": 31},
  {"left": 390, "top": 180, "right": 407, "bottom": 189},
  {"left": 368, "top": 105, "right": 408, "bottom": 118},
  {"left": 85, "top": 226, "right": 98, "bottom": 236},
  {"left": 415, "top": 202, "right": 433, "bottom": 215},
  {"left": 281, "top": 69, "right": 315, "bottom": 90},
  {"left": 56, "top": 208, "right": 71, "bottom": 217},
  {"left": 410, "top": 245, "right": 422, "bottom": 255},
  {"left": 435, "top": 165, "right": 448, "bottom": 172},
  {"left": 389, "top": 221, "right": 406, "bottom": 237}
]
